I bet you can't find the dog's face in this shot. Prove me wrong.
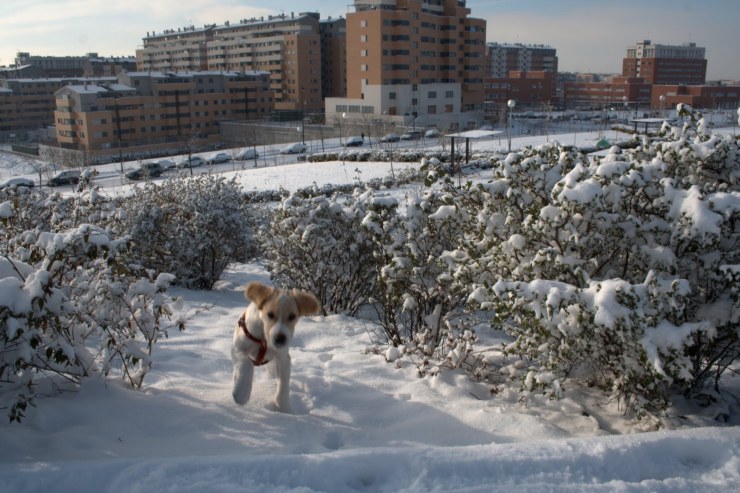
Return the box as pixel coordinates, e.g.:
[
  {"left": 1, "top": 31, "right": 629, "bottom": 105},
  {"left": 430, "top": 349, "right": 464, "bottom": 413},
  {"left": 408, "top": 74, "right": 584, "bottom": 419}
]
[{"left": 245, "top": 282, "right": 320, "bottom": 350}]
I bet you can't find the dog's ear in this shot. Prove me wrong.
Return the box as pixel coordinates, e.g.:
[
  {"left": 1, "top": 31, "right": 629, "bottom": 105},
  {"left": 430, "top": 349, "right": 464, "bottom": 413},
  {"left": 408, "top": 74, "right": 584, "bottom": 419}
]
[
  {"left": 245, "top": 282, "right": 275, "bottom": 309},
  {"left": 292, "top": 290, "right": 320, "bottom": 317}
]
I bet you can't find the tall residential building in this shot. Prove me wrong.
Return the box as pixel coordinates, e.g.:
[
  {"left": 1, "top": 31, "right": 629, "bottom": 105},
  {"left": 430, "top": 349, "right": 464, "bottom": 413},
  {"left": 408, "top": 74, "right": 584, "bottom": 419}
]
[
  {"left": 622, "top": 40, "right": 707, "bottom": 85},
  {"left": 136, "top": 12, "right": 327, "bottom": 113},
  {"left": 319, "top": 17, "right": 347, "bottom": 101},
  {"left": 53, "top": 71, "right": 273, "bottom": 156},
  {"left": 486, "top": 43, "right": 558, "bottom": 78},
  {"left": 326, "top": 0, "right": 487, "bottom": 131}
]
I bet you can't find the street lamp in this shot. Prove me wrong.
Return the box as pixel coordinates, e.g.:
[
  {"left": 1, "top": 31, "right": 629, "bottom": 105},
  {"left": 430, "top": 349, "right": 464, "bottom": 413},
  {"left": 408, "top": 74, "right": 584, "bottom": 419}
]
[
  {"left": 507, "top": 99, "right": 516, "bottom": 152},
  {"left": 659, "top": 94, "right": 666, "bottom": 119}
]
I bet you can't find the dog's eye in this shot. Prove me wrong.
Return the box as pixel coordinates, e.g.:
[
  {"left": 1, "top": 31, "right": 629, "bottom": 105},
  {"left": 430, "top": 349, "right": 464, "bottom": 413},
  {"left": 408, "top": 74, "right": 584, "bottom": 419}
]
[
  {"left": 267, "top": 312, "right": 275, "bottom": 320},
  {"left": 288, "top": 313, "right": 297, "bottom": 321}
]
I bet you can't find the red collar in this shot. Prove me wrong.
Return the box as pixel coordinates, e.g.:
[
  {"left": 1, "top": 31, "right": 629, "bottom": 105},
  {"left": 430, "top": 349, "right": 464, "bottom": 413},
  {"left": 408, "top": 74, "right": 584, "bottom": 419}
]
[{"left": 238, "top": 313, "right": 270, "bottom": 366}]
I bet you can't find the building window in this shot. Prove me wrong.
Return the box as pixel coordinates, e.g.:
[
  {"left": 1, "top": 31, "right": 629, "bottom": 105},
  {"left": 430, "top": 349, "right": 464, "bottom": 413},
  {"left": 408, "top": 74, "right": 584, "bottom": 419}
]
[
  {"left": 428, "top": 91, "right": 437, "bottom": 99},
  {"left": 428, "top": 105, "right": 437, "bottom": 114},
  {"left": 361, "top": 35, "right": 368, "bottom": 42},
  {"left": 361, "top": 50, "right": 368, "bottom": 57},
  {"left": 389, "top": 92, "right": 396, "bottom": 100}
]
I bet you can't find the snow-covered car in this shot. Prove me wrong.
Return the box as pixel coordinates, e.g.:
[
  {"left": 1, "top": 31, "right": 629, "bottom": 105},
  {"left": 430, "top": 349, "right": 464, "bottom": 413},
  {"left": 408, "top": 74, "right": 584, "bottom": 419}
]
[
  {"left": 0, "top": 177, "right": 35, "bottom": 189},
  {"left": 380, "top": 133, "right": 400, "bottom": 143},
  {"left": 206, "top": 152, "right": 231, "bottom": 165},
  {"left": 125, "top": 162, "right": 163, "bottom": 180},
  {"left": 280, "top": 143, "right": 307, "bottom": 154},
  {"left": 424, "top": 129, "right": 440, "bottom": 138},
  {"left": 176, "top": 156, "right": 205, "bottom": 169},
  {"left": 400, "top": 130, "right": 422, "bottom": 140},
  {"left": 235, "top": 148, "right": 259, "bottom": 160},
  {"left": 47, "top": 169, "right": 81, "bottom": 187},
  {"left": 345, "top": 136, "right": 364, "bottom": 147}
]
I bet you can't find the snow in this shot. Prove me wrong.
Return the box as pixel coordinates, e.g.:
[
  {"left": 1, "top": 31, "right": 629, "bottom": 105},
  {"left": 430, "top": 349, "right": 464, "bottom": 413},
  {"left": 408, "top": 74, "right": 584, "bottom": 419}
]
[{"left": 2, "top": 131, "right": 740, "bottom": 492}]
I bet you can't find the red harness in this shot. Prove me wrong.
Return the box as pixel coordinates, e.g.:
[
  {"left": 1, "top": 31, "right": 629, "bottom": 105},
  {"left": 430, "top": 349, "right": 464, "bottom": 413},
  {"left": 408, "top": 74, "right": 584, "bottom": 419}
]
[{"left": 238, "top": 313, "right": 270, "bottom": 366}]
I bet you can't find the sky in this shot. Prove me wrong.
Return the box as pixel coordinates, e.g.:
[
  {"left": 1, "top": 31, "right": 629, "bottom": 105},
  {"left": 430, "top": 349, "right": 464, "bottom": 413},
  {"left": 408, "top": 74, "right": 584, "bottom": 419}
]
[{"left": 0, "top": 0, "right": 738, "bottom": 80}]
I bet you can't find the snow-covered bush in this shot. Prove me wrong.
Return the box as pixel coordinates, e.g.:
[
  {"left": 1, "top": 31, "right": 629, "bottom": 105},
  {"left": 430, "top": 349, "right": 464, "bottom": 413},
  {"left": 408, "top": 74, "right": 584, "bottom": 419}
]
[
  {"left": 263, "top": 190, "right": 377, "bottom": 316},
  {"left": 362, "top": 188, "right": 471, "bottom": 346},
  {"left": 117, "top": 175, "right": 257, "bottom": 290},
  {"left": 457, "top": 107, "right": 739, "bottom": 418},
  {"left": 1, "top": 222, "right": 179, "bottom": 423}
]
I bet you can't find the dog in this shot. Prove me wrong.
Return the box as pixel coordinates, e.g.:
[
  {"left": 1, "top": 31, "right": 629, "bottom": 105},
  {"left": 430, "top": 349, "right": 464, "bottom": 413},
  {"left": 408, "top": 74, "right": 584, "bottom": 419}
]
[{"left": 231, "top": 281, "right": 320, "bottom": 413}]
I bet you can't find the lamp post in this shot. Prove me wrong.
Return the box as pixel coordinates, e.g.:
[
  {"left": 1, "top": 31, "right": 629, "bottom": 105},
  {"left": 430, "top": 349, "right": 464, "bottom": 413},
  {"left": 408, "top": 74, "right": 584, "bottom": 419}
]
[
  {"left": 659, "top": 94, "right": 666, "bottom": 119},
  {"left": 507, "top": 99, "right": 516, "bottom": 152},
  {"left": 622, "top": 96, "right": 628, "bottom": 123},
  {"left": 300, "top": 90, "right": 305, "bottom": 145}
]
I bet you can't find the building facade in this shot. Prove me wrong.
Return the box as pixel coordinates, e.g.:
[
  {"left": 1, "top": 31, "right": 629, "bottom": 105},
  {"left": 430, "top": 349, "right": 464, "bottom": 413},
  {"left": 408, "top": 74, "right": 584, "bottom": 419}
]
[
  {"left": 136, "top": 12, "right": 328, "bottom": 113},
  {"left": 622, "top": 40, "right": 707, "bottom": 85},
  {"left": 319, "top": 17, "right": 347, "bottom": 101},
  {"left": 486, "top": 43, "right": 558, "bottom": 78},
  {"left": 0, "top": 77, "right": 116, "bottom": 134},
  {"left": 484, "top": 70, "right": 555, "bottom": 120},
  {"left": 53, "top": 71, "right": 273, "bottom": 156},
  {"left": 651, "top": 83, "right": 740, "bottom": 110},
  {"left": 325, "top": 0, "right": 487, "bottom": 132},
  {"left": 563, "top": 76, "right": 652, "bottom": 110}
]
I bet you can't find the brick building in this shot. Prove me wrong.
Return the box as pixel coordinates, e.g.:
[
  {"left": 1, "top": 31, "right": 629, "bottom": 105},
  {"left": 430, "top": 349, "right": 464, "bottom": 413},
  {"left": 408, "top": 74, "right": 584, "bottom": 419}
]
[
  {"left": 484, "top": 71, "right": 555, "bottom": 120},
  {"left": 53, "top": 71, "right": 273, "bottom": 157},
  {"left": 563, "top": 76, "right": 652, "bottom": 110},
  {"left": 622, "top": 40, "right": 707, "bottom": 85}
]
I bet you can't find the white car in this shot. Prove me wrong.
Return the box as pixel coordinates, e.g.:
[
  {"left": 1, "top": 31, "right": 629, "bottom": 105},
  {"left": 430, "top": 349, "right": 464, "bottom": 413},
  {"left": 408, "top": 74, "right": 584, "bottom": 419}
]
[
  {"left": 424, "top": 129, "right": 440, "bottom": 138},
  {"left": 206, "top": 152, "right": 231, "bottom": 165},
  {"left": 176, "top": 156, "right": 205, "bottom": 168},
  {"left": 235, "top": 148, "right": 259, "bottom": 160},
  {"left": 152, "top": 159, "right": 176, "bottom": 171},
  {"left": 280, "top": 143, "right": 307, "bottom": 154},
  {"left": 0, "top": 177, "right": 35, "bottom": 189}
]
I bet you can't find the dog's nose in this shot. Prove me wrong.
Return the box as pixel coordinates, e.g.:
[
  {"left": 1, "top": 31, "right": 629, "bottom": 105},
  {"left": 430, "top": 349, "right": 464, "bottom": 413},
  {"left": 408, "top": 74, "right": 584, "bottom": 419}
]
[{"left": 274, "top": 333, "right": 287, "bottom": 347}]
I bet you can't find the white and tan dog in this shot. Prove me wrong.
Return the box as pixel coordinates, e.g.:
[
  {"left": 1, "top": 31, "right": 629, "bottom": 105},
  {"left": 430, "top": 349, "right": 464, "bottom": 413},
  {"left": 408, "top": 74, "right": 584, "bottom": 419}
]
[{"left": 231, "top": 281, "right": 320, "bottom": 412}]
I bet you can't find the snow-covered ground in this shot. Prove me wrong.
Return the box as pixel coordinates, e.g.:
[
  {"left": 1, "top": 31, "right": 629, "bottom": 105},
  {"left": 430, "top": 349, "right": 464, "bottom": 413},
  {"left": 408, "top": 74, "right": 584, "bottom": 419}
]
[{"left": 1, "top": 130, "right": 739, "bottom": 492}]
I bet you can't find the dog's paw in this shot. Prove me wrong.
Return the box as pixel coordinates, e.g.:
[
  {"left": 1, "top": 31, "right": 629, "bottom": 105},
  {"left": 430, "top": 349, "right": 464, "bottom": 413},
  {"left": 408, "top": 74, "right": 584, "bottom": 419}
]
[
  {"left": 232, "top": 385, "right": 251, "bottom": 405},
  {"left": 273, "top": 399, "right": 293, "bottom": 414}
]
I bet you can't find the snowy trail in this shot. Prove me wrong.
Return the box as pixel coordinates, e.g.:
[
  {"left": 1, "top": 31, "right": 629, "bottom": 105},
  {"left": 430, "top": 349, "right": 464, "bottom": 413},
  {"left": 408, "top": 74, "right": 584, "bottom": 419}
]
[{"left": 1, "top": 427, "right": 738, "bottom": 493}]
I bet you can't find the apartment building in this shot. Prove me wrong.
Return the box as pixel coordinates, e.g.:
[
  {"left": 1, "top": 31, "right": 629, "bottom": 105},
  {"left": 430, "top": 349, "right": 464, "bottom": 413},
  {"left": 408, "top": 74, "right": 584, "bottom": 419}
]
[
  {"left": 0, "top": 77, "right": 116, "bottom": 134},
  {"left": 14, "top": 52, "right": 88, "bottom": 77},
  {"left": 53, "top": 71, "right": 272, "bottom": 156},
  {"left": 325, "top": 0, "right": 487, "bottom": 132},
  {"left": 622, "top": 40, "right": 707, "bottom": 85},
  {"left": 486, "top": 43, "right": 558, "bottom": 78},
  {"left": 136, "top": 12, "right": 327, "bottom": 113}
]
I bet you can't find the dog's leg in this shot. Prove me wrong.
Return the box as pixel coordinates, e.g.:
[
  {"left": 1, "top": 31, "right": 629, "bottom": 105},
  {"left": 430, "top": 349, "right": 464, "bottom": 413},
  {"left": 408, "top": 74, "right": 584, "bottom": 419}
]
[
  {"left": 273, "top": 353, "right": 292, "bottom": 413},
  {"left": 232, "top": 354, "right": 255, "bottom": 405}
]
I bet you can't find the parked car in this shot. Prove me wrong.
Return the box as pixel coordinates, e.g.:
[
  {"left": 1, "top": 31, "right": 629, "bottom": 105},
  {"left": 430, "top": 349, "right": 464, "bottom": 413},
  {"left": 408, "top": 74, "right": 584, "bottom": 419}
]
[
  {"left": 424, "top": 129, "right": 440, "bottom": 138},
  {"left": 0, "top": 177, "right": 35, "bottom": 189},
  {"left": 206, "top": 152, "right": 231, "bottom": 165},
  {"left": 152, "top": 159, "right": 176, "bottom": 171},
  {"left": 400, "top": 130, "right": 422, "bottom": 140},
  {"left": 345, "top": 136, "right": 364, "bottom": 147},
  {"left": 235, "top": 148, "right": 259, "bottom": 160},
  {"left": 380, "top": 133, "right": 400, "bottom": 143},
  {"left": 125, "top": 162, "right": 163, "bottom": 180},
  {"left": 47, "top": 169, "right": 81, "bottom": 187},
  {"left": 176, "top": 156, "right": 205, "bottom": 169},
  {"left": 280, "top": 143, "right": 307, "bottom": 154}
]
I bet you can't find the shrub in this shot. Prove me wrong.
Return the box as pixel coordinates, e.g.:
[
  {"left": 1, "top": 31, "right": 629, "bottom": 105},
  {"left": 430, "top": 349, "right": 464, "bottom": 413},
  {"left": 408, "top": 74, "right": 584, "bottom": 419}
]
[
  {"left": 117, "top": 175, "right": 257, "bottom": 289},
  {"left": 263, "top": 190, "right": 377, "bottom": 316},
  {"left": 1, "top": 222, "right": 179, "bottom": 423}
]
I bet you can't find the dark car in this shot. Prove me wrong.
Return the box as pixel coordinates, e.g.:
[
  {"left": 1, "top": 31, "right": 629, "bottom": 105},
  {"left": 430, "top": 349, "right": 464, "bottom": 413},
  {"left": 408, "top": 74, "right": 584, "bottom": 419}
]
[
  {"left": 345, "top": 136, "right": 364, "bottom": 147},
  {"left": 126, "top": 162, "right": 163, "bottom": 180},
  {"left": 47, "top": 170, "right": 81, "bottom": 187}
]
